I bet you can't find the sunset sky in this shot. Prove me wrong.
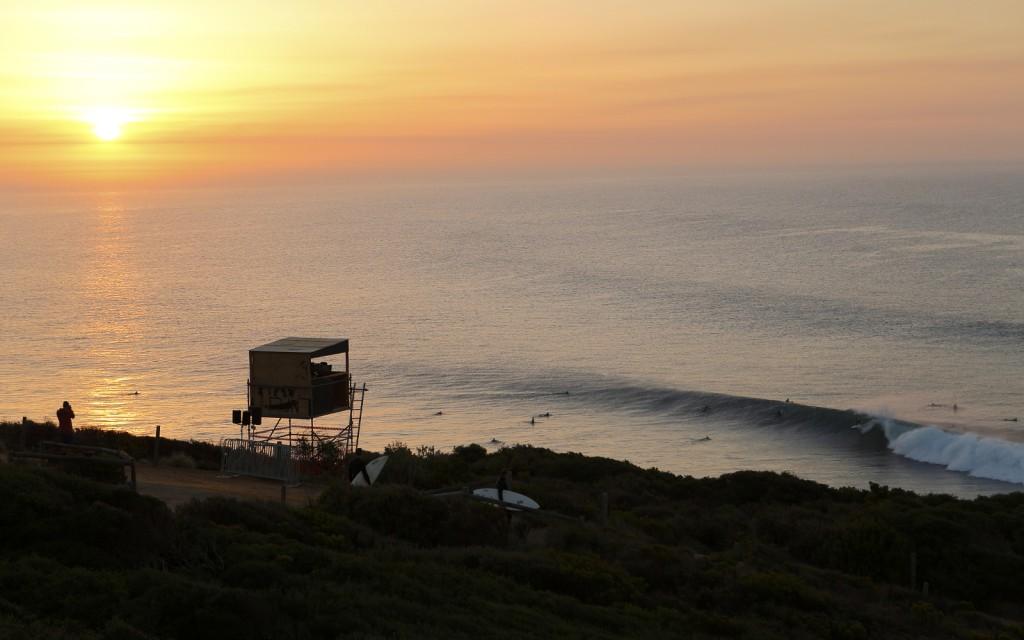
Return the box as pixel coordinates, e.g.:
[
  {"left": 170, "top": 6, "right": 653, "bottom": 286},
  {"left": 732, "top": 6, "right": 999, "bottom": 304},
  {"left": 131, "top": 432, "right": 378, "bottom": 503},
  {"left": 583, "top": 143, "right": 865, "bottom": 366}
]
[{"left": 2, "top": 1, "right": 1023, "bottom": 188}]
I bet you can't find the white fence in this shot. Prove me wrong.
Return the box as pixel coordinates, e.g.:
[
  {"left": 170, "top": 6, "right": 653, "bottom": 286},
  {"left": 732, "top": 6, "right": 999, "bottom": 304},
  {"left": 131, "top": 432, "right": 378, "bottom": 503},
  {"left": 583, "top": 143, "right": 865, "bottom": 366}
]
[{"left": 220, "top": 438, "right": 299, "bottom": 484}]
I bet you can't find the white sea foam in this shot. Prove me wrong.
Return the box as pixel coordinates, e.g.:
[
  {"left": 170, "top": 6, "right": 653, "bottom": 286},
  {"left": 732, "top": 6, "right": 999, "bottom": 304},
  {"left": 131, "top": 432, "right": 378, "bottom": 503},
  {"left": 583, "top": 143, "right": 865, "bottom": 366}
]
[{"left": 860, "top": 418, "right": 1024, "bottom": 485}]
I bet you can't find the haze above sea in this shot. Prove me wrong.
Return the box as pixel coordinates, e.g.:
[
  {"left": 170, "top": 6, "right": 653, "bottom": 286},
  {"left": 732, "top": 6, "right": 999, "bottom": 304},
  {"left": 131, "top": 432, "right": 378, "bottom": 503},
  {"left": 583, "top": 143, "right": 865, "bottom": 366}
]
[{"left": 2, "top": 168, "right": 1022, "bottom": 497}]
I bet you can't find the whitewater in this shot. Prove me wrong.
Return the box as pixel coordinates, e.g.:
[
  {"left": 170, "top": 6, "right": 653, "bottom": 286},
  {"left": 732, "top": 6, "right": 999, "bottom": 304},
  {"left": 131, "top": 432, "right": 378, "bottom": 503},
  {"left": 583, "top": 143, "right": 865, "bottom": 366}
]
[{"left": 864, "top": 419, "right": 1024, "bottom": 486}]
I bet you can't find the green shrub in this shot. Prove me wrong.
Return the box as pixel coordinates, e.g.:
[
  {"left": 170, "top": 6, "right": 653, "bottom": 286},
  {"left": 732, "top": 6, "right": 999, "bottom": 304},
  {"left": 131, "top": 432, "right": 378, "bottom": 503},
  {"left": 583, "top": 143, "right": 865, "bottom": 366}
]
[
  {"left": 319, "top": 484, "right": 506, "bottom": 548},
  {"left": 1, "top": 435, "right": 1023, "bottom": 639},
  {"left": 453, "top": 443, "right": 487, "bottom": 464}
]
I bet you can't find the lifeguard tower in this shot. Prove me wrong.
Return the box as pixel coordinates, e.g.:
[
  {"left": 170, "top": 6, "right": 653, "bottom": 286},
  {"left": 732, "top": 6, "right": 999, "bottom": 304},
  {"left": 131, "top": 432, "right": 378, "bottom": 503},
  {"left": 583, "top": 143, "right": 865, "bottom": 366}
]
[{"left": 222, "top": 337, "right": 367, "bottom": 482}]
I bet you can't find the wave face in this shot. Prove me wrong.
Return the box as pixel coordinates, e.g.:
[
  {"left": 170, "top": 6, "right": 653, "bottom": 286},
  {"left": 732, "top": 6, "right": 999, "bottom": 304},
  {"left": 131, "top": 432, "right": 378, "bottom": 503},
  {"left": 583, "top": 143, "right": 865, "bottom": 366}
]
[
  {"left": 491, "top": 374, "right": 1019, "bottom": 483},
  {"left": 488, "top": 373, "right": 858, "bottom": 424},
  {"left": 860, "top": 418, "right": 1024, "bottom": 485},
  {"left": 514, "top": 376, "right": 1024, "bottom": 488}
]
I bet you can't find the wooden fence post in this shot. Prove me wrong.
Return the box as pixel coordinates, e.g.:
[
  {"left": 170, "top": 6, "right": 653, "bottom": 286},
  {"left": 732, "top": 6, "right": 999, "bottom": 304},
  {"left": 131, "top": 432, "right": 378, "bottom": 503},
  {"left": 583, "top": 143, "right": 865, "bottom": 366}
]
[
  {"left": 154, "top": 425, "right": 161, "bottom": 466},
  {"left": 910, "top": 551, "right": 917, "bottom": 591}
]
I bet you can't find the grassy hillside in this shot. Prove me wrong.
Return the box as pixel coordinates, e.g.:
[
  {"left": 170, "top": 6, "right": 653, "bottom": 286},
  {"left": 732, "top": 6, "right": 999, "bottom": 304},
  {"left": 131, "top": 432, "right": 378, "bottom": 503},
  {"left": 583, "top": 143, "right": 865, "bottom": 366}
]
[{"left": 1, "top": 424, "right": 1023, "bottom": 639}]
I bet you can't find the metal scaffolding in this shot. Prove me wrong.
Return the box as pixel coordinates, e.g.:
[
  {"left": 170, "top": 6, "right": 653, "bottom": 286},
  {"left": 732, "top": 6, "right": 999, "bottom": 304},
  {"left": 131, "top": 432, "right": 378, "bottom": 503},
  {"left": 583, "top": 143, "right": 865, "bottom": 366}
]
[{"left": 227, "top": 337, "right": 368, "bottom": 477}]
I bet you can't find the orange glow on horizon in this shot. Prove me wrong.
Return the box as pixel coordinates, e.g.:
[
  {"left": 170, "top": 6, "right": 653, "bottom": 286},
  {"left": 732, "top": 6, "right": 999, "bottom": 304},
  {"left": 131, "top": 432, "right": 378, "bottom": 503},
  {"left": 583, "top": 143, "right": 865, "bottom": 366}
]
[{"left": 2, "top": 2, "right": 1023, "bottom": 189}]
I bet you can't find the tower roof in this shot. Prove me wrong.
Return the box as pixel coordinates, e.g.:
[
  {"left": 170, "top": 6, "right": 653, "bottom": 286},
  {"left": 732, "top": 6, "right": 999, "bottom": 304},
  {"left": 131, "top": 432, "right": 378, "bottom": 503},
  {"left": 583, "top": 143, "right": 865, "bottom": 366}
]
[{"left": 250, "top": 337, "right": 349, "bottom": 357}]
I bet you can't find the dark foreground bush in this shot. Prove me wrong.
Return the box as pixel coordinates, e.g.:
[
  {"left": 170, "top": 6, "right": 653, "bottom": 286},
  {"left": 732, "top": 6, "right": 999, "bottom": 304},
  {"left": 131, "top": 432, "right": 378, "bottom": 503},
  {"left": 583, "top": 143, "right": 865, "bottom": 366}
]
[
  {"left": 0, "top": 420, "right": 221, "bottom": 470},
  {"left": 2, "top": 444, "right": 1024, "bottom": 639}
]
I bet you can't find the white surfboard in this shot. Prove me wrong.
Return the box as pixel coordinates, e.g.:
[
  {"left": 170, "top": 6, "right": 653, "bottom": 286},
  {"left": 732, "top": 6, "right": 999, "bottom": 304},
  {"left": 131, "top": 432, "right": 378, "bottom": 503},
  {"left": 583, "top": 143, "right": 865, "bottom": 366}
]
[
  {"left": 351, "top": 455, "right": 388, "bottom": 487},
  {"left": 472, "top": 488, "right": 540, "bottom": 511}
]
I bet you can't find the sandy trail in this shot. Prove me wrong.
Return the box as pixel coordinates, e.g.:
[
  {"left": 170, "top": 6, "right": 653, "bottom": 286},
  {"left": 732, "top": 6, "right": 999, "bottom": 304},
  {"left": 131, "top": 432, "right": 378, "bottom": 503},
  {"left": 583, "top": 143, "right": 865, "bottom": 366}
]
[{"left": 134, "top": 464, "right": 327, "bottom": 508}]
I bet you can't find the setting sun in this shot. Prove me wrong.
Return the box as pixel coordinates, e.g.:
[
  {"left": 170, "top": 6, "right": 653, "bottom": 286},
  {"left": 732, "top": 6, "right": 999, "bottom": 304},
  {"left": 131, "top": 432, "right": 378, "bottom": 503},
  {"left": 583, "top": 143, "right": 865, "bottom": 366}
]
[{"left": 83, "top": 107, "right": 133, "bottom": 141}]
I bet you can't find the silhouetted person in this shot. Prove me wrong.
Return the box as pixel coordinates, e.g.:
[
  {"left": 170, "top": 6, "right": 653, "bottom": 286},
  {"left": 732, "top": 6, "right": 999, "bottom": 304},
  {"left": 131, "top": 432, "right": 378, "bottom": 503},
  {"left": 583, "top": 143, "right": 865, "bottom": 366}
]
[
  {"left": 348, "top": 448, "right": 371, "bottom": 485},
  {"left": 496, "top": 470, "right": 509, "bottom": 502},
  {"left": 56, "top": 401, "right": 75, "bottom": 444},
  {"left": 530, "top": 417, "right": 535, "bottom": 425}
]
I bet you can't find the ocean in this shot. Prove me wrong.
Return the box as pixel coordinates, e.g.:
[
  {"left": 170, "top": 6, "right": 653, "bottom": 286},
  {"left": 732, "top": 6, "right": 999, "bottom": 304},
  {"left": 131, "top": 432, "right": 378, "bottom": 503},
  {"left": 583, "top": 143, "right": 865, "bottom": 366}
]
[{"left": 2, "top": 167, "right": 1022, "bottom": 497}]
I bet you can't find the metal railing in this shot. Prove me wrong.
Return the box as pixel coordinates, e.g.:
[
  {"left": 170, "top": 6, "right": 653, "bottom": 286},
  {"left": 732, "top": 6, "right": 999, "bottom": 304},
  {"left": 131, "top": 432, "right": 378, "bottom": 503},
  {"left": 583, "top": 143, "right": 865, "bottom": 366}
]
[
  {"left": 220, "top": 438, "right": 298, "bottom": 484},
  {"left": 11, "top": 440, "right": 137, "bottom": 490}
]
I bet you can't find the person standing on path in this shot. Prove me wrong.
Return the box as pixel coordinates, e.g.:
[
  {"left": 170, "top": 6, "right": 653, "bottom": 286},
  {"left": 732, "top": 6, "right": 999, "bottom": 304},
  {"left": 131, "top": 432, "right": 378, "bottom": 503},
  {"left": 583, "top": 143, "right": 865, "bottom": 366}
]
[
  {"left": 496, "top": 470, "right": 513, "bottom": 524},
  {"left": 56, "top": 401, "right": 75, "bottom": 444},
  {"left": 496, "top": 470, "right": 509, "bottom": 502}
]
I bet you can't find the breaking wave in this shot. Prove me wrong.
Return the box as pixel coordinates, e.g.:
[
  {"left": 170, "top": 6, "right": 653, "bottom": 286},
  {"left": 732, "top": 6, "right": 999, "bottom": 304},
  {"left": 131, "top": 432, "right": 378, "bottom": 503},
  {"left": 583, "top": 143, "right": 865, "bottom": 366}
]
[
  {"left": 435, "top": 369, "right": 1024, "bottom": 487},
  {"left": 537, "top": 378, "right": 1024, "bottom": 487},
  {"left": 859, "top": 418, "right": 1024, "bottom": 486}
]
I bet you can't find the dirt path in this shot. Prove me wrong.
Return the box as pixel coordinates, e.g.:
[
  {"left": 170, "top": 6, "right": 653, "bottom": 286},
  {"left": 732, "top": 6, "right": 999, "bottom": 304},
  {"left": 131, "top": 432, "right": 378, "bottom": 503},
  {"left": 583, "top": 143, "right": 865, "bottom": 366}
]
[{"left": 135, "top": 464, "right": 327, "bottom": 508}]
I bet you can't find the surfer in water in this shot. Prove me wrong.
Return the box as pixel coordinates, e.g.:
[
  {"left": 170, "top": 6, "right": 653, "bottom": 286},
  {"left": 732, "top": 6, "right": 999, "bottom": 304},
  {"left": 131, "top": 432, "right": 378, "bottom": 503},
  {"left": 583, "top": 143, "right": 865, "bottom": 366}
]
[{"left": 348, "top": 449, "right": 371, "bottom": 485}]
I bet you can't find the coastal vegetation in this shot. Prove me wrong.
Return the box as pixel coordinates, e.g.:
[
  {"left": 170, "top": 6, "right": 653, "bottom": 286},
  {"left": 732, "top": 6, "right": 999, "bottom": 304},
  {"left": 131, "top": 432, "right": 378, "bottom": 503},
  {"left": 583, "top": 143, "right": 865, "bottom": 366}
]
[{"left": 1, "top": 420, "right": 1023, "bottom": 639}]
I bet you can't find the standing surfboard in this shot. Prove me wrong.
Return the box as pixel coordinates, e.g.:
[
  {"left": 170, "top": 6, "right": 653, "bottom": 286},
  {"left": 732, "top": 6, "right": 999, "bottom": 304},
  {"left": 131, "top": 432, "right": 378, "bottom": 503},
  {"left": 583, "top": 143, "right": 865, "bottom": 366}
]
[
  {"left": 351, "top": 455, "right": 389, "bottom": 487},
  {"left": 472, "top": 488, "right": 540, "bottom": 511}
]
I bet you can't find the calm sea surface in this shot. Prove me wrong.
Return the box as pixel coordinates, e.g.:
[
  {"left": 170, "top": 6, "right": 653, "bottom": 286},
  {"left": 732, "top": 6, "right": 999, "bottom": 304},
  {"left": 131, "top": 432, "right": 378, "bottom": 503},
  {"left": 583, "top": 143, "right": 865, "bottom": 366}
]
[{"left": 2, "top": 169, "right": 1022, "bottom": 496}]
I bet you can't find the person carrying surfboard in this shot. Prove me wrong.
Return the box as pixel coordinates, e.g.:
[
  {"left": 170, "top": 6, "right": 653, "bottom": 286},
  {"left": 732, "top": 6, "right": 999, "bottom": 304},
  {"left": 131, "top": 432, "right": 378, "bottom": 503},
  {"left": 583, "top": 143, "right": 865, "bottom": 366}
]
[
  {"left": 496, "top": 471, "right": 515, "bottom": 523},
  {"left": 348, "top": 449, "right": 372, "bottom": 485},
  {"left": 496, "top": 470, "right": 509, "bottom": 502}
]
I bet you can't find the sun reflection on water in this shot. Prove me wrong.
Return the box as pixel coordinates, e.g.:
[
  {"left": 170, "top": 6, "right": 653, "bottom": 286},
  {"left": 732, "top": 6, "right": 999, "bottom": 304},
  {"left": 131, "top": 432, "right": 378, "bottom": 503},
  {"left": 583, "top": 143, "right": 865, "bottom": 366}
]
[{"left": 75, "top": 198, "right": 145, "bottom": 432}]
